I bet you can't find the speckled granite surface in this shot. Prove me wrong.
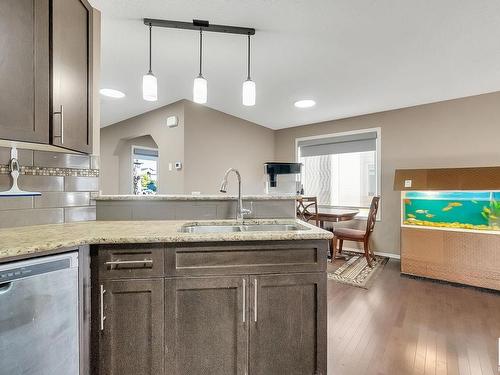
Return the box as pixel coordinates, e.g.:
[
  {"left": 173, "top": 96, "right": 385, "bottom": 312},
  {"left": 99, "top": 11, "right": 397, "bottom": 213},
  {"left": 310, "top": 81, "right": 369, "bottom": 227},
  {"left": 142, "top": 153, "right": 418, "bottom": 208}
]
[
  {"left": 95, "top": 194, "right": 300, "bottom": 201},
  {"left": 0, "top": 219, "right": 331, "bottom": 262}
]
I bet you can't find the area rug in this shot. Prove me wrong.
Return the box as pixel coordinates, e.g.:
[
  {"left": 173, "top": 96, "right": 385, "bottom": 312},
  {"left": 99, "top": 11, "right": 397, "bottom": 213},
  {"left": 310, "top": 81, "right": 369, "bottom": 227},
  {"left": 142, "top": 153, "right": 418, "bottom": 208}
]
[{"left": 328, "top": 251, "right": 389, "bottom": 289}]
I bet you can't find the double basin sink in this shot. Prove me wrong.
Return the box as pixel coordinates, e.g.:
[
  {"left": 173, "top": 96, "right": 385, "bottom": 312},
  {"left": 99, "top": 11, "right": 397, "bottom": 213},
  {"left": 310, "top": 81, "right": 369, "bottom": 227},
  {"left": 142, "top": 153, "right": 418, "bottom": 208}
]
[{"left": 180, "top": 223, "right": 309, "bottom": 234}]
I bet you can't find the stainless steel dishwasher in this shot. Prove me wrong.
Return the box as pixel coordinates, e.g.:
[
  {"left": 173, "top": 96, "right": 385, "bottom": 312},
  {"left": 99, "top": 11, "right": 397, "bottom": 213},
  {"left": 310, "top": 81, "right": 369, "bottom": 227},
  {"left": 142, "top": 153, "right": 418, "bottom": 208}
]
[{"left": 0, "top": 252, "right": 79, "bottom": 375}]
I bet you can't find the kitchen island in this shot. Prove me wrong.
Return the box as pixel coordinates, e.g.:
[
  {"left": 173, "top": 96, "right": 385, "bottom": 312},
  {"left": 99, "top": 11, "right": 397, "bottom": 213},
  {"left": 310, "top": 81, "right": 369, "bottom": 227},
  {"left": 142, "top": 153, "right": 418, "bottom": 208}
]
[
  {"left": 0, "top": 219, "right": 331, "bottom": 375},
  {"left": 95, "top": 194, "right": 299, "bottom": 221}
]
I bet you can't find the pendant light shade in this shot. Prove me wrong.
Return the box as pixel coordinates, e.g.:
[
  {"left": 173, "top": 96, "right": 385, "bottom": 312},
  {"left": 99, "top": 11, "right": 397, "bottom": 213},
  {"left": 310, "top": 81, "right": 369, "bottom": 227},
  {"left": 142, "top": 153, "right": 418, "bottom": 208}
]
[
  {"left": 143, "top": 73, "right": 157, "bottom": 101},
  {"left": 193, "top": 30, "right": 207, "bottom": 104},
  {"left": 242, "top": 79, "right": 255, "bottom": 106},
  {"left": 193, "top": 75, "right": 207, "bottom": 104},
  {"left": 143, "top": 24, "right": 158, "bottom": 102},
  {"left": 242, "top": 34, "right": 256, "bottom": 106}
]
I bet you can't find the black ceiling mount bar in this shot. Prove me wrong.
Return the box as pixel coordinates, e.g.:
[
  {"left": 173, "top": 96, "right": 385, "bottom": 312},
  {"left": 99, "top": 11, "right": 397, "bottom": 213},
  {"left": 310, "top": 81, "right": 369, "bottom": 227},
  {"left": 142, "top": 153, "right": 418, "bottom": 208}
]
[{"left": 143, "top": 18, "right": 255, "bottom": 35}]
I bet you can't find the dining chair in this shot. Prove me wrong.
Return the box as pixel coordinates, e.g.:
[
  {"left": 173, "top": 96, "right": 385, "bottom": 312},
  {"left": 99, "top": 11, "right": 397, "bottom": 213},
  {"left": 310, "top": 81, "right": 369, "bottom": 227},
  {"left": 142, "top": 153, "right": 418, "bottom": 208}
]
[
  {"left": 296, "top": 196, "right": 320, "bottom": 227},
  {"left": 331, "top": 196, "right": 380, "bottom": 267}
]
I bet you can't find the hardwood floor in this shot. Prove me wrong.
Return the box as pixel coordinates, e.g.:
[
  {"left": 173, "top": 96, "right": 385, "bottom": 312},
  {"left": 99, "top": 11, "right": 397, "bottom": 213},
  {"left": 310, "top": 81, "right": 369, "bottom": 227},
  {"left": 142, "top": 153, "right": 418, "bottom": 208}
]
[{"left": 327, "top": 259, "right": 500, "bottom": 375}]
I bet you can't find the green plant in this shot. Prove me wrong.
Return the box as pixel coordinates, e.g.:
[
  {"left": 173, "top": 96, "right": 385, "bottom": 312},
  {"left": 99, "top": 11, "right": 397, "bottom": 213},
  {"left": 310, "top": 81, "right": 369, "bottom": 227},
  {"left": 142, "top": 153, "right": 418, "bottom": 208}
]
[{"left": 481, "top": 199, "right": 500, "bottom": 222}]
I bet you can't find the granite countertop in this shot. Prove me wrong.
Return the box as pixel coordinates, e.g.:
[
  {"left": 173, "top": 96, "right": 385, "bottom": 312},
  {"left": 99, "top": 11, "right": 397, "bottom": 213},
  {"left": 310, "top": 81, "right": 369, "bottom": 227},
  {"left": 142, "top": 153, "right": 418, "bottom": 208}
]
[
  {"left": 0, "top": 219, "right": 332, "bottom": 262},
  {"left": 95, "top": 194, "right": 300, "bottom": 201}
]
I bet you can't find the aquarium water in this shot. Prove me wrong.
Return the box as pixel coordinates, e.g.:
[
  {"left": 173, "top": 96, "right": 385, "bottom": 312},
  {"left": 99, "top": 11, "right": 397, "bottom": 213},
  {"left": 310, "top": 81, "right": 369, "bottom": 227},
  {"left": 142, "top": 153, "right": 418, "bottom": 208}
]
[{"left": 402, "top": 191, "right": 500, "bottom": 231}]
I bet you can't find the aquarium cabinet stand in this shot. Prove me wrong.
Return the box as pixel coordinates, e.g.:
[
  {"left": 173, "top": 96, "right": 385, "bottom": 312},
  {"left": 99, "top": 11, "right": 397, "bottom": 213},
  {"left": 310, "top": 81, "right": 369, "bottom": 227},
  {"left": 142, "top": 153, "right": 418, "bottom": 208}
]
[{"left": 401, "top": 227, "right": 500, "bottom": 291}]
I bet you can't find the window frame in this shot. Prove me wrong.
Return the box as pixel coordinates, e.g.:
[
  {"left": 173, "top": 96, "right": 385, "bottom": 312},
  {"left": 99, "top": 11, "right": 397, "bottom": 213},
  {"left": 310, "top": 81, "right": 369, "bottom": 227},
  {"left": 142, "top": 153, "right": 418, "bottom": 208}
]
[{"left": 295, "top": 127, "right": 382, "bottom": 220}]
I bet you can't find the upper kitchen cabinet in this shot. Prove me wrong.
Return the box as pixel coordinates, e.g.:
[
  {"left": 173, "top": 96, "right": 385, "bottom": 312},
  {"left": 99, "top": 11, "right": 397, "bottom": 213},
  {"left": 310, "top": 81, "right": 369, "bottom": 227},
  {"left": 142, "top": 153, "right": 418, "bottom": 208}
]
[
  {"left": 0, "top": 0, "right": 50, "bottom": 144},
  {"left": 52, "top": 0, "right": 93, "bottom": 153},
  {"left": 0, "top": 0, "right": 93, "bottom": 153}
]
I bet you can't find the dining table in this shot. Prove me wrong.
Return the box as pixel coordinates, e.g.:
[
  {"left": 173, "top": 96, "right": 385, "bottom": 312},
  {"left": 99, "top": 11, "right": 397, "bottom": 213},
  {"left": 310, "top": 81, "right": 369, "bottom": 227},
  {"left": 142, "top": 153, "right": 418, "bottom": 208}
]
[{"left": 316, "top": 207, "right": 360, "bottom": 228}]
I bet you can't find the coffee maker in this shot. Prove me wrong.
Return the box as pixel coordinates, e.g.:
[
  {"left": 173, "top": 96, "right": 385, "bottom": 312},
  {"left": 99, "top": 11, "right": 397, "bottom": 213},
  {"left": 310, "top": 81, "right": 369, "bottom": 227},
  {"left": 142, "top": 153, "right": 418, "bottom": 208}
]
[{"left": 264, "top": 162, "right": 302, "bottom": 195}]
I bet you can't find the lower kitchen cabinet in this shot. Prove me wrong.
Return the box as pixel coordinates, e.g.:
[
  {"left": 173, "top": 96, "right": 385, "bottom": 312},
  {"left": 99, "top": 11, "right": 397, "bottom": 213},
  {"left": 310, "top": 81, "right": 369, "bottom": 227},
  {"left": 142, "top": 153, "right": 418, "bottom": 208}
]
[
  {"left": 249, "top": 273, "right": 327, "bottom": 375},
  {"left": 98, "top": 279, "right": 165, "bottom": 375},
  {"left": 91, "top": 241, "right": 328, "bottom": 375},
  {"left": 165, "top": 274, "right": 325, "bottom": 375},
  {"left": 165, "top": 277, "right": 248, "bottom": 375}
]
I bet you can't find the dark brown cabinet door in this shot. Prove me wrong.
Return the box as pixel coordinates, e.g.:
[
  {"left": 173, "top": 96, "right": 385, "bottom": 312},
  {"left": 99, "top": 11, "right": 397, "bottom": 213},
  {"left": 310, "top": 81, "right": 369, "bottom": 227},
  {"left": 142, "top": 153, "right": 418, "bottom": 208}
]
[
  {"left": 165, "top": 277, "right": 248, "bottom": 375},
  {"left": 99, "top": 279, "right": 165, "bottom": 375},
  {"left": 52, "top": 0, "right": 92, "bottom": 153},
  {"left": 0, "top": 0, "right": 50, "bottom": 143},
  {"left": 249, "top": 273, "right": 327, "bottom": 375}
]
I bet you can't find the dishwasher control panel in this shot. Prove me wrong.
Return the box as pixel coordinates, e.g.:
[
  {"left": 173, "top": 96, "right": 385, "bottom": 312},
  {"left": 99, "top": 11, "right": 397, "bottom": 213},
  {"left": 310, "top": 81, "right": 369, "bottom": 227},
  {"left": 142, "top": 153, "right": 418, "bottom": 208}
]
[{"left": 0, "top": 258, "right": 71, "bottom": 283}]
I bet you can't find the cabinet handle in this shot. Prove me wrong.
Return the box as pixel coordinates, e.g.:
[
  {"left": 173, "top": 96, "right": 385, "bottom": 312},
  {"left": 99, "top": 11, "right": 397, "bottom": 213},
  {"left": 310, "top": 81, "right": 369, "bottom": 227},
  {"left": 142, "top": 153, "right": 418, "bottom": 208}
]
[
  {"left": 105, "top": 259, "right": 153, "bottom": 267},
  {"left": 100, "top": 284, "right": 106, "bottom": 331},
  {"left": 53, "top": 105, "right": 64, "bottom": 144},
  {"left": 254, "top": 278, "right": 258, "bottom": 323},
  {"left": 242, "top": 278, "right": 246, "bottom": 323}
]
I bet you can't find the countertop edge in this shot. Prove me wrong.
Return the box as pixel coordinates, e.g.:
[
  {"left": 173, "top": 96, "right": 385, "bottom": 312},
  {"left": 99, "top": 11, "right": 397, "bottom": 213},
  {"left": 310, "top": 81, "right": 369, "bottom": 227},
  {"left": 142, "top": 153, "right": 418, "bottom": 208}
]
[
  {"left": 0, "top": 219, "right": 332, "bottom": 263},
  {"left": 95, "top": 194, "right": 300, "bottom": 201}
]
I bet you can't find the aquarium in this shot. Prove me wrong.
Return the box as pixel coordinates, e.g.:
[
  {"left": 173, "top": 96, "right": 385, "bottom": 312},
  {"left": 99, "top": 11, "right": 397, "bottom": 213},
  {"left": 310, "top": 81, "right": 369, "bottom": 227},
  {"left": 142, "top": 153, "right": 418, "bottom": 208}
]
[{"left": 402, "top": 191, "right": 500, "bottom": 232}]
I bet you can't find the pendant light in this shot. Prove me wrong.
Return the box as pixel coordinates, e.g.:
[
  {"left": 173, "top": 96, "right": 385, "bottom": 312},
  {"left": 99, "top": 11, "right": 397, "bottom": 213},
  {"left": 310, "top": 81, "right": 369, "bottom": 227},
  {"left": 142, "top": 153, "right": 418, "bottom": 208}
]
[
  {"left": 143, "top": 23, "right": 158, "bottom": 101},
  {"left": 242, "top": 34, "right": 256, "bottom": 106},
  {"left": 193, "top": 29, "right": 208, "bottom": 104}
]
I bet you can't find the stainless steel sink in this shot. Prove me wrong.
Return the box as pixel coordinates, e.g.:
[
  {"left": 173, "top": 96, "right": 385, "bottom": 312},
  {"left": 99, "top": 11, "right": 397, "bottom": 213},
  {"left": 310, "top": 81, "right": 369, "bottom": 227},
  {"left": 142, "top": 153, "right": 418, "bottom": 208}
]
[
  {"left": 180, "top": 225, "right": 242, "bottom": 234},
  {"left": 239, "top": 224, "right": 303, "bottom": 232},
  {"left": 179, "top": 223, "right": 309, "bottom": 233}
]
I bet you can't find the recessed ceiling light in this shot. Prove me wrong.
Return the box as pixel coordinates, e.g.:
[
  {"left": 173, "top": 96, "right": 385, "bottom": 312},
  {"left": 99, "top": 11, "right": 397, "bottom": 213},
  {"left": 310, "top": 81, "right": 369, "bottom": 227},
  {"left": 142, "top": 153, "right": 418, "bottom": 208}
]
[
  {"left": 100, "top": 88, "right": 126, "bottom": 98},
  {"left": 294, "top": 99, "right": 316, "bottom": 108}
]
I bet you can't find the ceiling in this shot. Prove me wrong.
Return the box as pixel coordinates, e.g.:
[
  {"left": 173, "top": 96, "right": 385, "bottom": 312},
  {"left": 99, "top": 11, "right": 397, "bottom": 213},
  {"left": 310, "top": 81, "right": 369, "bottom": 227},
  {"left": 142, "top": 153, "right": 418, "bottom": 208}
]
[{"left": 91, "top": 0, "right": 500, "bottom": 129}]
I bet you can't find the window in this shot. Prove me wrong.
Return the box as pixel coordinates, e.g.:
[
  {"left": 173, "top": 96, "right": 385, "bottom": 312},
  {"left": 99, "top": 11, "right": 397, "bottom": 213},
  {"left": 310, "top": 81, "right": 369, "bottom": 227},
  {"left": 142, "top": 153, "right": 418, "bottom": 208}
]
[
  {"left": 131, "top": 146, "right": 159, "bottom": 195},
  {"left": 297, "top": 129, "right": 380, "bottom": 216}
]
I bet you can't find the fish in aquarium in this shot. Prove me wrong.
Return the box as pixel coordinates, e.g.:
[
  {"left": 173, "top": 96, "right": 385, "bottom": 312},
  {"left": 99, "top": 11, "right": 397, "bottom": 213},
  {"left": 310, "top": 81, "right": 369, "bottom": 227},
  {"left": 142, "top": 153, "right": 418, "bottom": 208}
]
[
  {"left": 415, "top": 209, "right": 428, "bottom": 214},
  {"left": 441, "top": 202, "right": 463, "bottom": 212},
  {"left": 407, "top": 213, "right": 416, "bottom": 218},
  {"left": 425, "top": 214, "right": 435, "bottom": 218}
]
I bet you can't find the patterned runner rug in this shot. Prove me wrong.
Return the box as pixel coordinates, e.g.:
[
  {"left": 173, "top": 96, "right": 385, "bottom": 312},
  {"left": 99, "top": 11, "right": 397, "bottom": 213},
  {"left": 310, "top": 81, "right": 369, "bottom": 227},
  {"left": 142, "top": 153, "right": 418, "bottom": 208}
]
[{"left": 328, "top": 251, "right": 389, "bottom": 289}]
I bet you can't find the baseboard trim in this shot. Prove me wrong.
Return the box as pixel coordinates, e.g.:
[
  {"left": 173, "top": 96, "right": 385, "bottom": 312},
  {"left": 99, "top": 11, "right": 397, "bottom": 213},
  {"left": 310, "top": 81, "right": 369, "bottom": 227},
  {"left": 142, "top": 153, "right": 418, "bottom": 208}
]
[
  {"left": 342, "top": 247, "right": 401, "bottom": 260},
  {"left": 401, "top": 273, "right": 499, "bottom": 294}
]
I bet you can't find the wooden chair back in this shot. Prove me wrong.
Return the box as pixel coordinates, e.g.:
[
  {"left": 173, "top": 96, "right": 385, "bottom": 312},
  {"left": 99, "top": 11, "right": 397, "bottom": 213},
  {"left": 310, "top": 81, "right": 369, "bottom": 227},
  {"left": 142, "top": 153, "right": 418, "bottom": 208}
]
[
  {"left": 365, "top": 196, "right": 380, "bottom": 237},
  {"left": 297, "top": 197, "right": 320, "bottom": 227}
]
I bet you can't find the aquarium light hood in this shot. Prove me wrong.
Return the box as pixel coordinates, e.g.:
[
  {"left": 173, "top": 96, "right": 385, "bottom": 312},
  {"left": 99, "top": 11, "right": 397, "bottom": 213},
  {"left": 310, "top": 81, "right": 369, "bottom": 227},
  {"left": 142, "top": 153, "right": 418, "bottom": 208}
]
[{"left": 394, "top": 166, "right": 500, "bottom": 191}]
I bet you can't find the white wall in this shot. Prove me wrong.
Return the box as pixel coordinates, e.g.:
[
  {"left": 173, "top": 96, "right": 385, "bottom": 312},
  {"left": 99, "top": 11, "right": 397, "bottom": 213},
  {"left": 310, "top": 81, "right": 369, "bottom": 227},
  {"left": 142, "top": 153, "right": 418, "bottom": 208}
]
[{"left": 183, "top": 101, "right": 275, "bottom": 195}]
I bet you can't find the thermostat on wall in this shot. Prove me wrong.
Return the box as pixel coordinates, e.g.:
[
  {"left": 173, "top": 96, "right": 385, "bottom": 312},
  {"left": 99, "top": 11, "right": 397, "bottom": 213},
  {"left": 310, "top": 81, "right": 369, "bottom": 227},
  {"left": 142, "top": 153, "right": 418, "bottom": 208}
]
[
  {"left": 175, "top": 161, "right": 182, "bottom": 170},
  {"left": 166, "top": 116, "right": 178, "bottom": 128}
]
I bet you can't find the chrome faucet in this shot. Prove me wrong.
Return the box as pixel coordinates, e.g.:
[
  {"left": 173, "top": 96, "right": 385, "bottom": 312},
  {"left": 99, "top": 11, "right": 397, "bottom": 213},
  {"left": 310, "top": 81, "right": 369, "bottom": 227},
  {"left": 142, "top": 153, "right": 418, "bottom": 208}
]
[{"left": 219, "top": 168, "right": 252, "bottom": 221}]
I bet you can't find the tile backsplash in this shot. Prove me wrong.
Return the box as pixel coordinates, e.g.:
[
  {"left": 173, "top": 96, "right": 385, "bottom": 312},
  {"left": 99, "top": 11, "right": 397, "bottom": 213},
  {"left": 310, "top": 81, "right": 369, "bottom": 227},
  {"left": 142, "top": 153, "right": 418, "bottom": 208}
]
[{"left": 0, "top": 147, "right": 99, "bottom": 229}]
